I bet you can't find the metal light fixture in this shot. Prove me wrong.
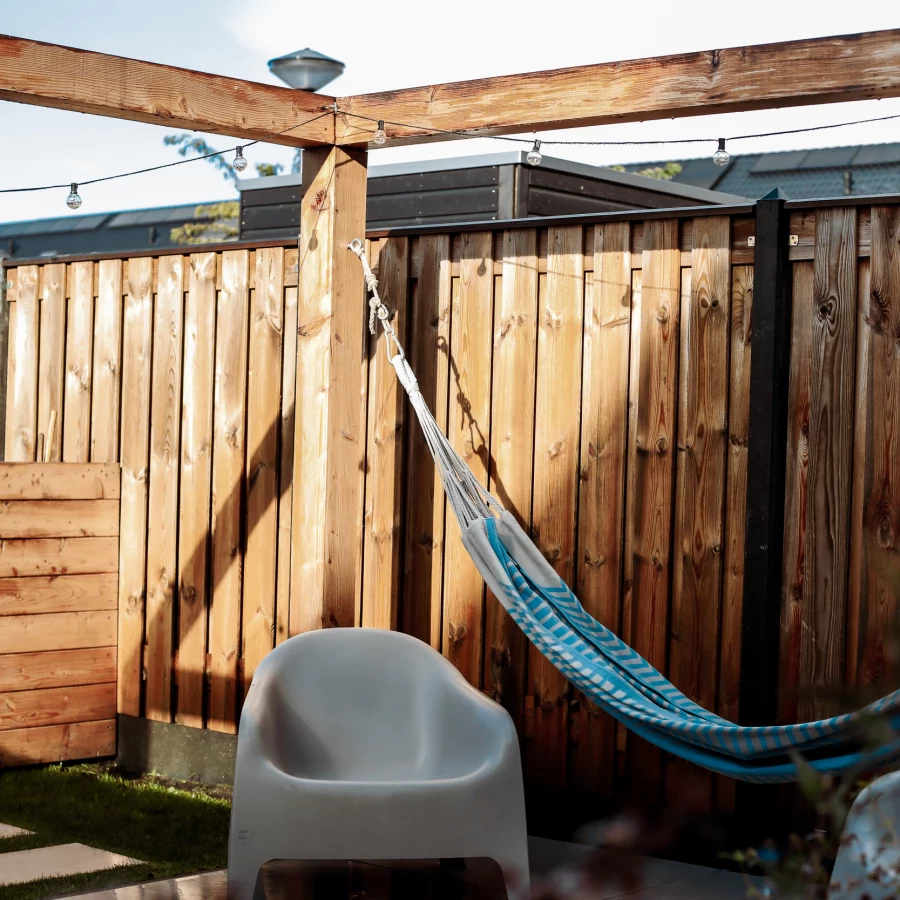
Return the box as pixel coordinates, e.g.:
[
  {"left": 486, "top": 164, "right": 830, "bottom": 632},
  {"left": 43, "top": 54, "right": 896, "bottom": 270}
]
[{"left": 268, "top": 48, "right": 345, "bottom": 92}]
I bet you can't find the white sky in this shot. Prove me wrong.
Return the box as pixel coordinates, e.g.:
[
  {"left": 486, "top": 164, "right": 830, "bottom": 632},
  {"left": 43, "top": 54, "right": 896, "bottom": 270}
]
[{"left": 1, "top": 0, "right": 899, "bottom": 222}]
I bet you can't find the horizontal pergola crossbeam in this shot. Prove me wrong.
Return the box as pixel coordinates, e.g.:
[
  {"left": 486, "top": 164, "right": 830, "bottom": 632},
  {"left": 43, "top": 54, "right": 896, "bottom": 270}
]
[
  {"left": 0, "top": 34, "right": 335, "bottom": 147},
  {"left": 335, "top": 29, "right": 900, "bottom": 146},
  {"left": 3, "top": 29, "right": 900, "bottom": 148}
]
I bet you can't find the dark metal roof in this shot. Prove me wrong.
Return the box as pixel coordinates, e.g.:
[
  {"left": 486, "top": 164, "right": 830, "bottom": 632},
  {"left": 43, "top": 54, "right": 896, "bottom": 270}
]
[{"left": 624, "top": 142, "right": 900, "bottom": 200}]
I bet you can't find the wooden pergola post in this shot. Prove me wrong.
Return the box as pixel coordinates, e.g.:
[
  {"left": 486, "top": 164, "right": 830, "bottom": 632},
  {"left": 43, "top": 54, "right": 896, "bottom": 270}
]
[{"left": 290, "top": 145, "right": 369, "bottom": 634}]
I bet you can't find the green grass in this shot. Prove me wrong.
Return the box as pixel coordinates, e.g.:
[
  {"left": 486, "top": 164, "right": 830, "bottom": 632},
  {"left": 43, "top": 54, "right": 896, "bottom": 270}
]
[{"left": 0, "top": 764, "right": 230, "bottom": 900}]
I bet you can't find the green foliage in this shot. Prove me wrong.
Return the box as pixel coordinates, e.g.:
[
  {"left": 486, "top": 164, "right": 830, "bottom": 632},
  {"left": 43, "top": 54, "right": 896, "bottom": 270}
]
[
  {"left": 255, "top": 162, "right": 284, "bottom": 178},
  {"left": 163, "top": 134, "right": 237, "bottom": 184},
  {"left": 169, "top": 201, "right": 239, "bottom": 246},
  {"left": 609, "top": 161, "right": 684, "bottom": 181}
]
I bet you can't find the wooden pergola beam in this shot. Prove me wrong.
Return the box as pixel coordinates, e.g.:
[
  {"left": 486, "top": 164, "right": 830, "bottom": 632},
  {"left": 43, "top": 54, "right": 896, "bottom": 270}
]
[
  {"left": 335, "top": 29, "right": 900, "bottom": 146},
  {"left": 0, "top": 34, "right": 335, "bottom": 147}
]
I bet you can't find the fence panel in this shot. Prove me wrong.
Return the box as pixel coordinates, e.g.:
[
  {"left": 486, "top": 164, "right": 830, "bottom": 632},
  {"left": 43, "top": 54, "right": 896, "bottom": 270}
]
[
  {"left": 0, "top": 462, "right": 119, "bottom": 767},
  {"left": 4, "top": 199, "right": 898, "bottom": 809}
]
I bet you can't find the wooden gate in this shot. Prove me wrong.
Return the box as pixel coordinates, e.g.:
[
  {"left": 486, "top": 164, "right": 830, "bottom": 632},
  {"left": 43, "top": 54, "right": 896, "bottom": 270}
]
[{"left": 0, "top": 463, "right": 119, "bottom": 767}]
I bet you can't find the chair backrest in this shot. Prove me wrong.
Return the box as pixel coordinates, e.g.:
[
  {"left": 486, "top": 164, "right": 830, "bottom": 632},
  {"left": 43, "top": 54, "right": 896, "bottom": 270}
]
[{"left": 249, "top": 629, "right": 498, "bottom": 782}]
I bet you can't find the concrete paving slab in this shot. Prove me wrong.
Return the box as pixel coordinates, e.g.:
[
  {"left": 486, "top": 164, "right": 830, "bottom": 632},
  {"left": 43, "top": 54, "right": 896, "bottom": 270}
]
[{"left": 0, "top": 843, "right": 141, "bottom": 887}]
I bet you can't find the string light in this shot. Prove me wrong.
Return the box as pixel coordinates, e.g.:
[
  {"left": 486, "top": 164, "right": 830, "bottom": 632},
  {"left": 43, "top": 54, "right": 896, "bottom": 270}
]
[
  {"left": 3, "top": 107, "right": 900, "bottom": 199},
  {"left": 66, "top": 183, "right": 82, "bottom": 210},
  {"left": 233, "top": 147, "right": 248, "bottom": 172},
  {"left": 713, "top": 138, "right": 730, "bottom": 167},
  {"left": 526, "top": 139, "right": 543, "bottom": 166}
]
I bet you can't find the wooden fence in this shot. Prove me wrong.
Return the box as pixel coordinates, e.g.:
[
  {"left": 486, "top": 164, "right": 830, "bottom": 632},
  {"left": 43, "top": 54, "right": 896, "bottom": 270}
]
[
  {"left": 2, "top": 198, "right": 898, "bottom": 809},
  {"left": 0, "top": 463, "right": 119, "bottom": 767}
]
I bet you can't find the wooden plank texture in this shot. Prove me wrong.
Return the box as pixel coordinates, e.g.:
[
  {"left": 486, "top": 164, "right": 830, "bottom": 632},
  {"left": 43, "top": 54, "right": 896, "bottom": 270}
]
[
  {"left": 90, "top": 259, "right": 124, "bottom": 463},
  {"left": 0, "top": 35, "right": 334, "bottom": 147},
  {"left": 0, "top": 718, "right": 115, "bottom": 766},
  {"left": 290, "top": 147, "right": 368, "bottom": 635},
  {"left": 337, "top": 30, "right": 900, "bottom": 145},
  {"left": 853, "top": 208, "right": 900, "bottom": 692},
  {"left": 117, "top": 256, "right": 154, "bottom": 717},
  {"left": 362, "top": 238, "right": 408, "bottom": 630},
  {"left": 484, "top": 229, "right": 538, "bottom": 734},
  {"left": 145, "top": 254, "right": 184, "bottom": 722},
  {"left": 719, "top": 266, "right": 754, "bottom": 726},
  {"left": 0, "top": 499, "right": 119, "bottom": 538},
  {"left": 626, "top": 219, "right": 681, "bottom": 800},
  {"left": 798, "top": 209, "right": 858, "bottom": 721},
  {"left": 442, "top": 232, "right": 494, "bottom": 686},
  {"left": 176, "top": 252, "right": 216, "bottom": 727},
  {"left": 0, "top": 611, "right": 116, "bottom": 654},
  {"left": 209, "top": 249, "right": 250, "bottom": 733},
  {"left": 0, "top": 463, "right": 119, "bottom": 500},
  {"left": 0, "top": 537, "right": 118, "bottom": 578},
  {"left": 780, "top": 262, "right": 814, "bottom": 724},
  {"left": 527, "top": 226, "right": 584, "bottom": 788},
  {"left": 63, "top": 261, "right": 94, "bottom": 462},
  {"left": 7, "top": 265, "right": 39, "bottom": 461},
  {"left": 0, "top": 647, "right": 116, "bottom": 693},
  {"left": 275, "top": 285, "right": 297, "bottom": 645},
  {"left": 37, "top": 263, "right": 66, "bottom": 462},
  {"left": 242, "top": 247, "right": 284, "bottom": 691},
  {"left": 401, "top": 235, "right": 452, "bottom": 650},
  {"left": 668, "top": 217, "right": 731, "bottom": 809},
  {"left": 0, "top": 573, "right": 118, "bottom": 615},
  {"left": 0, "top": 682, "right": 116, "bottom": 731},
  {"left": 570, "top": 221, "right": 630, "bottom": 793}
]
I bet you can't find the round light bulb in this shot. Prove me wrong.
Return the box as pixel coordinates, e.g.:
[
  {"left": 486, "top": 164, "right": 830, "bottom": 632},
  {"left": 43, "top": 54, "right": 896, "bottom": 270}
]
[
  {"left": 66, "top": 183, "right": 82, "bottom": 210},
  {"left": 233, "top": 147, "right": 249, "bottom": 172},
  {"left": 527, "top": 139, "right": 543, "bottom": 166},
  {"left": 713, "top": 138, "right": 730, "bottom": 167},
  {"left": 373, "top": 120, "right": 387, "bottom": 146}
]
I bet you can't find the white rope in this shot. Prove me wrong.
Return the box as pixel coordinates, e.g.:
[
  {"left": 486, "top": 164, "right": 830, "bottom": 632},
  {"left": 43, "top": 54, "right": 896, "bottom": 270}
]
[{"left": 348, "top": 239, "right": 503, "bottom": 529}]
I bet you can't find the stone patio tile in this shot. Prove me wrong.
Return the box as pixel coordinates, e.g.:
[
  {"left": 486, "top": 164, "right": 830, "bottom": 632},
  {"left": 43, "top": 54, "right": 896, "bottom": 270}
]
[{"left": 0, "top": 843, "right": 141, "bottom": 887}]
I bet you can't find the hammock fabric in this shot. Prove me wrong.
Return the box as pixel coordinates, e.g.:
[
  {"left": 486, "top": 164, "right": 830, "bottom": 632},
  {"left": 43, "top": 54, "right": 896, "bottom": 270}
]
[{"left": 349, "top": 240, "right": 900, "bottom": 784}]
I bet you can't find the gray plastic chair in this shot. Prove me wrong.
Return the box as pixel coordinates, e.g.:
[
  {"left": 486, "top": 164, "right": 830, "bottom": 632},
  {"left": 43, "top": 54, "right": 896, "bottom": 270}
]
[
  {"left": 829, "top": 769, "right": 900, "bottom": 899},
  {"left": 227, "top": 628, "right": 529, "bottom": 900}
]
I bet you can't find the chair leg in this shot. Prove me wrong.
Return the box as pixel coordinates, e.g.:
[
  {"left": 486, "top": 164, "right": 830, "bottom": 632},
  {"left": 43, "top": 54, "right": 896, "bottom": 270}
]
[{"left": 227, "top": 848, "right": 270, "bottom": 900}]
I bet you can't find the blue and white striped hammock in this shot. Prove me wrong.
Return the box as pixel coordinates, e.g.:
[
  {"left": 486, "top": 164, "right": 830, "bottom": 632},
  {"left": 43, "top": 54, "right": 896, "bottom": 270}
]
[{"left": 349, "top": 240, "right": 900, "bottom": 784}]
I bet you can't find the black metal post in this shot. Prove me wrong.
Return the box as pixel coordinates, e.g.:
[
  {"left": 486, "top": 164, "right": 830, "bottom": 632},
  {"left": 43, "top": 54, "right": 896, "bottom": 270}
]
[
  {"left": 738, "top": 188, "right": 793, "bottom": 727},
  {"left": 733, "top": 189, "right": 795, "bottom": 840}
]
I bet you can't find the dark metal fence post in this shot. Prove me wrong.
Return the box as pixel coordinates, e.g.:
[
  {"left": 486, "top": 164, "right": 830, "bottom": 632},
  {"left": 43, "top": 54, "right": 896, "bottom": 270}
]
[{"left": 738, "top": 188, "right": 793, "bottom": 727}]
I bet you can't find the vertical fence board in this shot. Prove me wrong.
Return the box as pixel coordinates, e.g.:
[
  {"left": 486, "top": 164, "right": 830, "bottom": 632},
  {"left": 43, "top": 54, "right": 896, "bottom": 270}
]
[
  {"left": 242, "top": 248, "right": 283, "bottom": 691},
  {"left": 780, "top": 262, "right": 814, "bottom": 724},
  {"left": 63, "top": 261, "right": 94, "bottom": 463},
  {"left": 626, "top": 219, "right": 681, "bottom": 801},
  {"left": 176, "top": 252, "right": 216, "bottom": 727},
  {"left": 145, "top": 255, "right": 184, "bottom": 722},
  {"left": 8, "top": 265, "right": 39, "bottom": 461},
  {"left": 362, "top": 238, "right": 409, "bottom": 630},
  {"left": 568, "top": 223, "right": 631, "bottom": 793},
  {"left": 209, "top": 250, "right": 250, "bottom": 733},
  {"left": 716, "top": 263, "right": 753, "bottom": 812},
  {"left": 485, "top": 229, "right": 538, "bottom": 733},
  {"left": 854, "top": 208, "right": 900, "bottom": 691},
  {"left": 800, "top": 209, "right": 858, "bottom": 721},
  {"left": 117, "top": 257, "right": 154, "bottom": 717},
  {"left": 90, "top": 259, "right": 123, "bottom": 463},
  {"left": 402, "top": 235, "right": 452, "bottom": 650},
  {"left": 37, "top": 264, "right": 66, "bottom": 462},
  {"left": 443, "top": 232, "right": 493, "bottom": 686},
  {"left": 4, "top": 302, "right": 15, "bottom": 461},
  {"left": 668, "top": 217, "right": 731, "bottom": 809},
  {"left": 527, "top": 225, "right": 584, "bottom": 788},
  {"left": 275, "top": 285, "right": 297, "bottom": 645}
]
